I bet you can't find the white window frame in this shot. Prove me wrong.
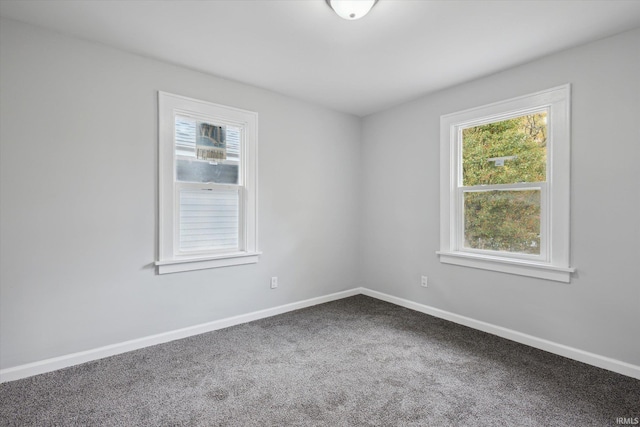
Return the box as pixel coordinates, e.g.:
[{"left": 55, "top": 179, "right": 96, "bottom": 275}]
[
  {"left": 437, "top": 85, "right": 575, "bottom": 282},
  {"left": 156, "top": 92, "right": 259, "bottom": 274}
]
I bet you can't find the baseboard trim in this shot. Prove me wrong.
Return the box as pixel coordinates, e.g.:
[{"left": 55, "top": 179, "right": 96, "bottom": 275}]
[
  {"left": 0, "top": 288, "right": 360, "bottom": 383},
  {"left": 3, "top": 287, "right": 638, "bottom": 382},
  {"left": 359, "top": 288, "right": 640, "bottom": 380}
]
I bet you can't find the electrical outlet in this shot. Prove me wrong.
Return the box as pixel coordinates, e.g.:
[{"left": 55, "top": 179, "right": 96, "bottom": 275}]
[
  {"left": 421, "top": 275, "right": 428, "bottom": 288},
  {"left": 270, "top": 277, "right": 278, "bottom": 289}
]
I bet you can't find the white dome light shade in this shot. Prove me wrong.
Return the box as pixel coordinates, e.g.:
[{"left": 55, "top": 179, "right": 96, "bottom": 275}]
[{"left": 327, "top": 0, "right": 378, "bottom": 20}]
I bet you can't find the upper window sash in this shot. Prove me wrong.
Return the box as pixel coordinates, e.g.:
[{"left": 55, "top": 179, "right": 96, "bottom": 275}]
[{"left": 455, "top": 106, "right": 550, "bottom": 188}]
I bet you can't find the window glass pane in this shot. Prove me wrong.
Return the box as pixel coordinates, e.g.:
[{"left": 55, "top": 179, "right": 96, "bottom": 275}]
[
  {"left": 175, "top": 116, "right": 240, "bottom": 184},
  {"left": 179, "top": 188, "right": 239, "bottom": 252},
  {"left": 462, "top": 112, "right": 547, "bottom": 186},
  {"left": 464, "top": 189, "right": 540, "bottom": 255}
]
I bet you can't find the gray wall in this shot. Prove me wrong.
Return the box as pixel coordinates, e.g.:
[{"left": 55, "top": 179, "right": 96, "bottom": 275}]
[
  {"left": 359, "top": 28, "right": 640, "bottom": 366},
  {"left": 0, "top": 19, "right": 361, "bottom": 369}
]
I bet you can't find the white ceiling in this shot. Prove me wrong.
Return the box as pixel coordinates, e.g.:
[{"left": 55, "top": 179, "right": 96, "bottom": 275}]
[{"left": 1, "top": 0, "right": 640, "bottom": 117}]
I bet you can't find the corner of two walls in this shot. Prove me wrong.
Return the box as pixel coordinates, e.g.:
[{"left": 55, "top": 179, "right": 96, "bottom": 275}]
[{"left": 2, "top": 16, "right": 638, "bottom": 374}]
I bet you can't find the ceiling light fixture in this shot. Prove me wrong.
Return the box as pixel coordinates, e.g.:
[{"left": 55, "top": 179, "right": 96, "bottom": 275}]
[{"left": 326, "top": 0, "right": 378, "bottom": 20}]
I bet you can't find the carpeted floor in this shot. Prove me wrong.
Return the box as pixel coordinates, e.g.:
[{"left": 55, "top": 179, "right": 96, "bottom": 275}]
[{"left": 1, "top": 295, "right": 638, "bottom": 426}]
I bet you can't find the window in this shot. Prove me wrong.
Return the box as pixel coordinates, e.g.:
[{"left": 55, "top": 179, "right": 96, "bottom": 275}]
[
  {"left": 438, "top": 85, "right": 574, "bottom": 282},
  {"left": 156, "top": 92, "right": 259, "bottom": 274}
]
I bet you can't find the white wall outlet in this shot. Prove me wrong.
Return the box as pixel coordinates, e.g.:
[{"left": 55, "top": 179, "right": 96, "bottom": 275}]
[
  {"left": 270, "top": 277, "right": 278, "bottom": 289},
  {"left": 421, "top": 275, "right": 428, "bottom": 288}
]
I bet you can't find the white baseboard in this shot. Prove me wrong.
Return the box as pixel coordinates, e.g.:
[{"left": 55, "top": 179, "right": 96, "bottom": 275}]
[
  {"left": 0, "top": 288, "right": 360, "bottom": 383},
  {"left": 3, "top": 286, "right": 638, "bottom": 383},
  {"left": 359, "top": 288, "right": 640, "bottom": 380}
]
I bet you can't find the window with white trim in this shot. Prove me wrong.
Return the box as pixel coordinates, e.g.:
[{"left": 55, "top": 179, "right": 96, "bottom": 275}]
[
  {"left": 156, "top": 92, "right": 259, "bottom": 274},
  {"left": 438, "top": 85, "right": 574, "bottom": 282}
]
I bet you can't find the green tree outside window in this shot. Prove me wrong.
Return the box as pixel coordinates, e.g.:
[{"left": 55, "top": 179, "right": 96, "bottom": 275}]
[{"left": 462, "top": 113, "right": 547, "bottom": 254}]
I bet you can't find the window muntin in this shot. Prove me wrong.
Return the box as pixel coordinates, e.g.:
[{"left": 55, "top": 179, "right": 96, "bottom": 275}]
[
  {"left": 157, "top": 92, "right": 258, "bottom": 274},
  {"left": 438, "top": 85, "right": 573, "bottom": 282}
]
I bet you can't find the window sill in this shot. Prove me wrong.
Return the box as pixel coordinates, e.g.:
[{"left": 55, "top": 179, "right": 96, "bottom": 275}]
[
  {"left": 156, "top": 251, "right": 261, "bottom": 274},
  {"left": 436, "top": 251, "right": 575, "bottom": 283}
]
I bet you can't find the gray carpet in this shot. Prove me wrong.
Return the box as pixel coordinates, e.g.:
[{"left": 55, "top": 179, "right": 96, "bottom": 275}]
[{"left": 1, "top": 295, "right": 638, "bottom": 426}]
